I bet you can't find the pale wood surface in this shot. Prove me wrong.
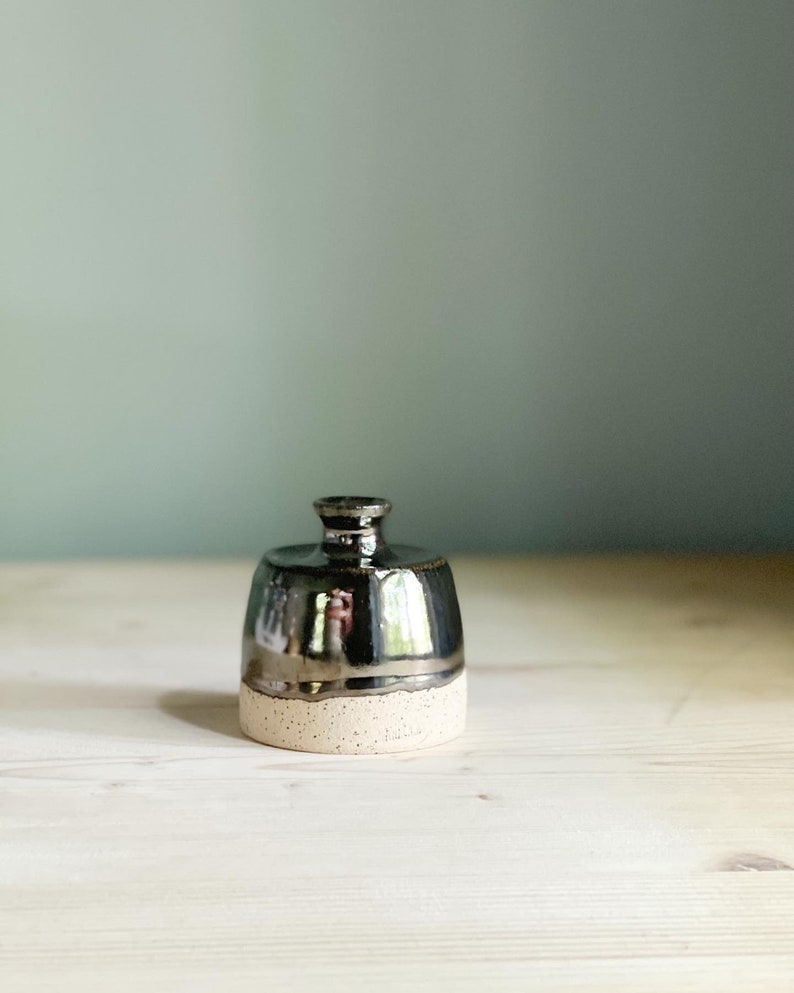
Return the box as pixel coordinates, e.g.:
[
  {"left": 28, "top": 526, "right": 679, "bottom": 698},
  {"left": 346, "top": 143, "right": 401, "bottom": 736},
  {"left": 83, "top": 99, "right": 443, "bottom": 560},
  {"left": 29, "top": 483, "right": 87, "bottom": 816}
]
[{"left": 1, "top": 555, "right": 793, "bottom": 992}]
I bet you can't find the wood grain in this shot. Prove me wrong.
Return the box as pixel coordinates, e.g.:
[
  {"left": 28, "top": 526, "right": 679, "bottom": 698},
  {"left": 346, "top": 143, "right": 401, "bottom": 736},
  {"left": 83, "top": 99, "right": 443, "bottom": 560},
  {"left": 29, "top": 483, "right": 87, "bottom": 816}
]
[{"left": 1, "top": 556, "right": 793, "bottom": 991}]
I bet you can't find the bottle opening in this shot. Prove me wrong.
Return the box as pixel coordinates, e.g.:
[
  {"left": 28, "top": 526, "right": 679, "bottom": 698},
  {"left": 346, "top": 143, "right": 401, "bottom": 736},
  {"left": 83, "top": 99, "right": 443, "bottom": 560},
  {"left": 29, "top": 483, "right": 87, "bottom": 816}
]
[{"left": 313, "top": 496, "right": 392, "bottom": 520}]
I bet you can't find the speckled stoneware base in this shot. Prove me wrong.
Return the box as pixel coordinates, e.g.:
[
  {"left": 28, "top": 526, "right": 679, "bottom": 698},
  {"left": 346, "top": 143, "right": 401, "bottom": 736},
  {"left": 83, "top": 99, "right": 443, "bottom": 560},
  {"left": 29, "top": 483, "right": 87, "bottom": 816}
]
[{"left": 239, "top": 673, "right": 466, "bottom": 754}]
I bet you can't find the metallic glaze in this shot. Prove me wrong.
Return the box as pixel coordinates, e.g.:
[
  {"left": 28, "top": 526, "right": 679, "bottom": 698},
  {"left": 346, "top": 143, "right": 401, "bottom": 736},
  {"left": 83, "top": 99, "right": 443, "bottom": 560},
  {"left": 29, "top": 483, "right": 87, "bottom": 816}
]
[{"left": 242, "top": 497, "right": 465, "bottom": 700}]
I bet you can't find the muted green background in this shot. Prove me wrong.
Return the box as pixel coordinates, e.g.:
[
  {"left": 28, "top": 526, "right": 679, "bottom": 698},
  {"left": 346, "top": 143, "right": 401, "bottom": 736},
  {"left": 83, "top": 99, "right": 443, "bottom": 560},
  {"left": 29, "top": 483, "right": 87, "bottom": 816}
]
[{"left": 1, "top": 1, "right": 791, "bottom": 558}]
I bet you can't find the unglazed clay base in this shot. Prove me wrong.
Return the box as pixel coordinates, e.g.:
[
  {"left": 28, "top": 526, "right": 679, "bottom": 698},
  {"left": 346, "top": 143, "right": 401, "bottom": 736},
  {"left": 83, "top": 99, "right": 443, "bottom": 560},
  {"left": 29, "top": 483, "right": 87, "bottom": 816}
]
[{"left": 239, "top": 673, "right": 466, "bottom": 754}]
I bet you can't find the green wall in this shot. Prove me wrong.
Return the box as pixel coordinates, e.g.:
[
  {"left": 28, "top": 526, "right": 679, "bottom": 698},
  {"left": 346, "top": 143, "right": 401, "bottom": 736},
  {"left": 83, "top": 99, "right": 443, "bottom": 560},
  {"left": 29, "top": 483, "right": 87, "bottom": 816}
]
[{"left": 1, "top": 1, "right": 791, "bottom": 558}]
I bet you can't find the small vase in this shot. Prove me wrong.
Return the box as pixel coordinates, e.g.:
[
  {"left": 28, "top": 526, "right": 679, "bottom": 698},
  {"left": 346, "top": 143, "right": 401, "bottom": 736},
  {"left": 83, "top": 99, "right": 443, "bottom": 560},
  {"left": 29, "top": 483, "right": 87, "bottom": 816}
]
[{"left": 240, "top": 496, "right": 466, "bottom": 753}]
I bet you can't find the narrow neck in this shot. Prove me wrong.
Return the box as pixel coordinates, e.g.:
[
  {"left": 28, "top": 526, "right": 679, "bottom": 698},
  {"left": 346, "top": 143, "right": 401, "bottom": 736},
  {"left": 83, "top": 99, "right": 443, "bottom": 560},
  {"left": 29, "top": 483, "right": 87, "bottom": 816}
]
[
  {"left": 321, "top": 517, "right": 385, "bottom": 558},
  {"left": 313, "top": 497, "right": 392, "bottom": 561}
]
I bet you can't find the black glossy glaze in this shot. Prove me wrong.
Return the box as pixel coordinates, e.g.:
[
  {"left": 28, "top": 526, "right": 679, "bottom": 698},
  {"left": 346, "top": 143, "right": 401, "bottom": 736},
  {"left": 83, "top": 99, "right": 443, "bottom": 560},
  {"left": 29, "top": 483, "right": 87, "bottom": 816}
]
[{"left": 242, "top": 497, "right": 464, "bottom": 698}]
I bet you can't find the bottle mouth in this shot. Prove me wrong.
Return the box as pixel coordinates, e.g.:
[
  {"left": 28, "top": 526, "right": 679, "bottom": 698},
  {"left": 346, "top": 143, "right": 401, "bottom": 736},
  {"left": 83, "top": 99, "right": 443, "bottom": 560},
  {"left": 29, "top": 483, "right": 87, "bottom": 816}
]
[{"left": 313, "top": 496, "right": 392, "bottom": 520}]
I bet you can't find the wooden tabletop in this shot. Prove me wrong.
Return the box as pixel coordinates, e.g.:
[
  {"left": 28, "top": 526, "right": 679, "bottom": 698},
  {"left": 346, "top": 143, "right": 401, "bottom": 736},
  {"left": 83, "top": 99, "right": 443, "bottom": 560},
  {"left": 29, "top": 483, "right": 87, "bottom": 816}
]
[{"left": 2, "top": 555, "right": 793, "bottom": 992}]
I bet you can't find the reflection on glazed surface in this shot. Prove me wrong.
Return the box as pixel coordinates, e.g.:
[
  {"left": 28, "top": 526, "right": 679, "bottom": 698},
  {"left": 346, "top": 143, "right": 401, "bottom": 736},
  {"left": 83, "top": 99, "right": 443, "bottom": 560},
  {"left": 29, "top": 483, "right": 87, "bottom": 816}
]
[
  {"left": 242, "top": 496, "right": 465, "bottom": 700},
  {"left": 379, "top": 571, "right": 434, "bottom": 658},
  {"left": 243, "top": 564, "right": 464, "bottom": 698}
]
